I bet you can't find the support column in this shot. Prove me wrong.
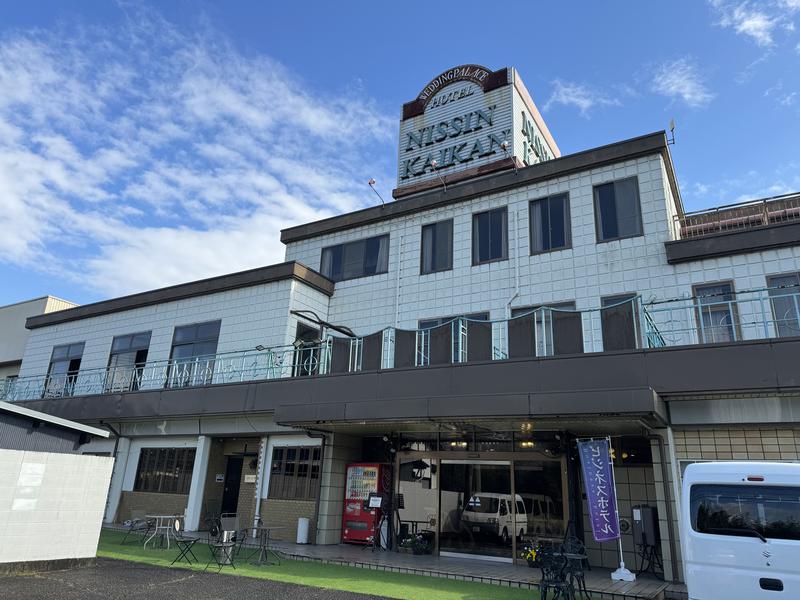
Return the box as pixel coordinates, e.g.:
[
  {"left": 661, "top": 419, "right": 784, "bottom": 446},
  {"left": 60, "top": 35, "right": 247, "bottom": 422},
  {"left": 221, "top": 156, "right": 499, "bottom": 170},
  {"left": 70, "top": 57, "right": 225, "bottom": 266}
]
[
  {"left": 104, "top": 437, "right": 131, "bottom": 523},
  {"left": 315, "top": 433, "right": 360, "bottom": 545},
  {"left": 185, "top": 435, "right": 211, "bottom": 531}
]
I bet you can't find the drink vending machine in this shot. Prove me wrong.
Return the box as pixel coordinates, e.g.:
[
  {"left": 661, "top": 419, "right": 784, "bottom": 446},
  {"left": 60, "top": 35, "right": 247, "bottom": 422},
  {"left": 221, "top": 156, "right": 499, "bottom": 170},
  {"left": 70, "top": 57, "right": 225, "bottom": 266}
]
[{"left": 341, "top": 463, "right": 390, "bottom": 544}]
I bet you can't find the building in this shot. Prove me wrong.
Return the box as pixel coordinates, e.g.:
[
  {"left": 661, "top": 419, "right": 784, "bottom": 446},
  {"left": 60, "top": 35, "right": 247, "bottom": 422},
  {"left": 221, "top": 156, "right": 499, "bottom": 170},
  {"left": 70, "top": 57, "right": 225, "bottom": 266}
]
[
  {"left": 0, "top": 296, "right": 77, "bottom": 381},
  {"left": 0, "top": 400, "right": 112, "bottom": 572},
  {"left": 2, "top": 64, "right": 800, "bottom": 584}
]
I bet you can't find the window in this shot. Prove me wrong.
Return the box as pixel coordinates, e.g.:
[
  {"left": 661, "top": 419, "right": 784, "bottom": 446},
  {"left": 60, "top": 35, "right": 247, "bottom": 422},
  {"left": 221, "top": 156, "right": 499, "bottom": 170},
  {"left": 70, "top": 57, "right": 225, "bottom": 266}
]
[
  {"left": 694, "top": 282, "right": 740, "bottom": 343},
  {"left": 768, "top": 273, "right": 800, "bottom": 338},
  {"left": 690, "top": 484, "right": 800, "bottom": 542},
  {"left": 107, "top": 332, "right": 151, "bottom": 391},
  {"left": 601, "top": 294, "right": 640, "bottom": 351},
  {"left": 594, "top": 177, "right": 643, "bottom": 242},
  {"left": 134, "top": 447, "right": 196, "bottom": 494},
  {"left": 510, "top": 302, "right": 583, "bottom": 357},
  {"left": 420, "top": 219, "right": 453, "bottom": 274},
  {"left": 167, "top": 320, "right": 221, "bottom": 387},
  {"left": 530, "top": 193, "right": 570, "bottom": 253},
  {"left": 472, "top": 207, "right": 508, "bottom": 264},
  {"left": 320, "top": 235, "right": 389, "bottom": 282},
  {"left": 268, "top": 446, "right": 322, "bottom": 500},
  {"left": 45, "top": 342, "right": 85, "bottom": 397},
  {"left": 293, "top": 322, "right": 320, "bottom": 377}
]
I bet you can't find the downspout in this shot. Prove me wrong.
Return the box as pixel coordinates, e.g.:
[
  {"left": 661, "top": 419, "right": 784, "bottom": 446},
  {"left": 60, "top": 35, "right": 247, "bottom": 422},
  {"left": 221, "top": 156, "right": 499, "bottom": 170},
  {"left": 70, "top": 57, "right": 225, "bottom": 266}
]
[
  {"left": 100, "top": 420, "right": 121, "bottom": 459},
  {"left": 647, "top": 432, "right": 680, "bottom": 583},
  {"left": 252, "top": 434, "right": 269, "bottom": 532},
  {"left": 394, "top": 234, "right": 403, "bottom": 328},
  {"left": 506, "top": 209, "right": 521, "bottom": 317}
]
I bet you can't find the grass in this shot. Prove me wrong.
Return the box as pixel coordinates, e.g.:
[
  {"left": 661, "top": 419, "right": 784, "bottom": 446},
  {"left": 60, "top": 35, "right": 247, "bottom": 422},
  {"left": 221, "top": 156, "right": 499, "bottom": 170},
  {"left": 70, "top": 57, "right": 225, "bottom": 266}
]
[{"left": 98, "top": 529, "right": 539, "bottom": 600}]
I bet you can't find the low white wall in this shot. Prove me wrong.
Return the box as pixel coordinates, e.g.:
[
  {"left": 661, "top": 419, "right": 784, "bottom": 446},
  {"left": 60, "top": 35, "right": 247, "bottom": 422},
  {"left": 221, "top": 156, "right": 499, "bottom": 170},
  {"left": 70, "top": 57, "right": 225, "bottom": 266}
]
[{"left": 0, "top": 449, "right": 114, "bottom": 564}]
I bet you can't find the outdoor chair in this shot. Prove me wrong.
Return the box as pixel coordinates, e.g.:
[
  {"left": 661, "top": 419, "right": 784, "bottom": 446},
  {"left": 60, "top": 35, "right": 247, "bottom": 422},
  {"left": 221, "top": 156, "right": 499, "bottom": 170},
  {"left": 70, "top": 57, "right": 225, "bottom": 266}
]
[
  {"left": 537, "top": 546, "right": 576, "bottom": 600},
  {"left": 562, "top": 536, "right": 591, "bottom": 599},
  {"left": 121, "top": 510, "right": 154, "bottom": 545},
  {"left": 171, "top": 518, "right": 199, "bottom": 565}
]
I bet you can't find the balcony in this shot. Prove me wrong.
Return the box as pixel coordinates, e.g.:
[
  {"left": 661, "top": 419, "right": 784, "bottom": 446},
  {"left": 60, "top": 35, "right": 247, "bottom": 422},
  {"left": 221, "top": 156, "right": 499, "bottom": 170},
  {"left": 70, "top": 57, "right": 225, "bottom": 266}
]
[
  {"left": 2, "top": 285, "right": 798, "bottom": 404},
  {"left": 673, "top": 192, "right": 800, "bottom": 239}
]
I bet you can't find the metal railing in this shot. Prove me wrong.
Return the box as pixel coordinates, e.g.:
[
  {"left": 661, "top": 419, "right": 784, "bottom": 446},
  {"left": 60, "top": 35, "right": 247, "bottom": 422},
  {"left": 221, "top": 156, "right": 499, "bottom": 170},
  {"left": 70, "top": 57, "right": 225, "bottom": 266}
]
[
  {"left": 2, "top": 286, "right": 799, "bottom": 403},
  {"left": 674, "top": 192, "right": 800, "bottom": 239}
]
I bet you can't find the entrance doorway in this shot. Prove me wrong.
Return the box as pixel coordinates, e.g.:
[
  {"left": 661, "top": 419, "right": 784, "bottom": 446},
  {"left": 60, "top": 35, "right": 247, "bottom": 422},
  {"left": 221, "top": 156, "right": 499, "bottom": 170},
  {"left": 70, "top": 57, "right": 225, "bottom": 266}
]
[
  {"left": 396, "top": 453, "right": 567, "bottom": 563},
  {"left": 221, "top": 456, "right": 243, "bottom": 514}
]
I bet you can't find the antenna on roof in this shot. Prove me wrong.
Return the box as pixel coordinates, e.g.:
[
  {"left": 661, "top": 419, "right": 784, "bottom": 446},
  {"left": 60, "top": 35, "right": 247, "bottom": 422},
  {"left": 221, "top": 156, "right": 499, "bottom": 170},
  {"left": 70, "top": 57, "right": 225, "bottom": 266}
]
[
  {"left": 667, "top": 118, "right": 676, "bottom": 145},
  {"left": 500, "top": 140, "right": 518, "bottom": 173},
  {"left": 368, "top": 178, "right": 386, "bottom": 205},
  {"left": 430, "top": 160, "right": 448, "bottom": 193}
]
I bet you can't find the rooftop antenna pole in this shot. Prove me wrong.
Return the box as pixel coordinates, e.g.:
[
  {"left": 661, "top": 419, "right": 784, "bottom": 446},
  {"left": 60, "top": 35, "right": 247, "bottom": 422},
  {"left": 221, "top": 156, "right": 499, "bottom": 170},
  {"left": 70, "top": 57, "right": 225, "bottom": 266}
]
[
  {"left": 430, "top": 160, "right": 447, "bottom": 193},
  {"left": 667, "top": 118, "right": 676, "bottom": 145},
  {"left": 368, "top": 178, "right": 386, "bottom": 205},
  {"left": 500, "top": 140, "right": 518, "bottom": 173}
]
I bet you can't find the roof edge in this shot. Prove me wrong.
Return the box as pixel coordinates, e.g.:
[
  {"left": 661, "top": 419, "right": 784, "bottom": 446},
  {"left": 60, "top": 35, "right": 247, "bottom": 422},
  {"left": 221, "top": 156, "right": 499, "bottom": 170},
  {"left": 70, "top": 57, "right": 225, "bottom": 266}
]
[
  {"left": 26, "top": 261, "right": 334, "bottom": 330},
  {"left": 281, "top": 131, "right": 678, "bottom": 244}
]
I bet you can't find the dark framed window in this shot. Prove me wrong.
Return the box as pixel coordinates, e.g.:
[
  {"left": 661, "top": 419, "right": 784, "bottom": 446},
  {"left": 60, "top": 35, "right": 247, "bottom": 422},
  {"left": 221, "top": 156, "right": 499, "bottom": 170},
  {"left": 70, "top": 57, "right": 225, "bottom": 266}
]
[
  {"left": 593, "top": 177, "right": 643, "bottom": 242},
  {"left": 601, "top": 294, "right": 640, "bottom": 351},
  {"left": 472, "top": 207, "right": 508, "bottom": 264},
  {"left": 134, "top": 447, "right": 196, "bottom": 494},
  {"left": 107, "top": 331, "right": 151, "bottom": 391},
  {"left": 530, "top": 193, "right": 570, "bottom": 253},
  {"left": 693, "top": 282, "right": 740, "bottom": 344},
  {"left": 420, "top": 219, "right": 453, "bottom": 274},
  {"left": 45, "top": 342, "right": 85, "bottom": 397},
  {"left": 268, "top": 446, "right": 322, "bottom": 500},
  {"left": 167, "top": 320, "right": 221, "bottom": 387},
  {"left": 768, "top": 273, "right": 800, "bottom": 338},
  {"left": 690, "top": 484, "right": 800, "bottom": 542},
  {"left": 510, "top": 302, "right": 583, "bottom": 357},
  {"left": 320, "top": 235, "right": 389, "bottom": 282}
]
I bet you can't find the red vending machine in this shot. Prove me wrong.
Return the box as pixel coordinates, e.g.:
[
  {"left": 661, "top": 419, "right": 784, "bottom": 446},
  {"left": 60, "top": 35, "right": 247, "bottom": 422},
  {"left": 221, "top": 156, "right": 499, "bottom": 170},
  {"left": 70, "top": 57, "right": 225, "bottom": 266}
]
[{"left": 341, "top": 463, "right": 390, "bottom": 544}]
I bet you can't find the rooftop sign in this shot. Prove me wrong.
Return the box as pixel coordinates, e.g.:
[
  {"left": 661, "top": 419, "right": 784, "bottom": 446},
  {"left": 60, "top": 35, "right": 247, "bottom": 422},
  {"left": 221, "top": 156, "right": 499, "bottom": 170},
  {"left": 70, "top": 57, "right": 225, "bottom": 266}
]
[{"left": 395, "top": 65, "right": 560, "bottom": 197}]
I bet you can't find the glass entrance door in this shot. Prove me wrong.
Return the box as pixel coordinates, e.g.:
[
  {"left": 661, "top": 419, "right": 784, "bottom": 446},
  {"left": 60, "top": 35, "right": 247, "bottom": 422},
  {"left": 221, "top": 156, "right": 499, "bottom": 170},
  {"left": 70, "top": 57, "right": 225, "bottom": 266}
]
[{"left": 439, "top": 460, "right": 513, "bottom": 561}]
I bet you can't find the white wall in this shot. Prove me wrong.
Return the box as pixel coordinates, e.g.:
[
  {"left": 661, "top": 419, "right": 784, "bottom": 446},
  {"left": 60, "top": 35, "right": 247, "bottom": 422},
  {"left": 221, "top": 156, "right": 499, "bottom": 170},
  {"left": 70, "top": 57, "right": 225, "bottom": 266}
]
[
  {"left": 284, "top": 153, "right": 800, "bottom": 343},
  {"left": 0, "top": 449, "right": 113, "bottom": 564}
]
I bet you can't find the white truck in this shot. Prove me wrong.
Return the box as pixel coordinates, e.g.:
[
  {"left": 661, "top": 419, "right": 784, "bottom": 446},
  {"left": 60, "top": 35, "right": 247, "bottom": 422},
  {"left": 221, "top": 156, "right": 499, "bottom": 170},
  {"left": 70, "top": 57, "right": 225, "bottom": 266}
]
[
  {"left": 461, "top": 492, "right": 527, "bottom": 543},
  {"left": 682, "top": 461, "right": 800, "bottom": 599}
]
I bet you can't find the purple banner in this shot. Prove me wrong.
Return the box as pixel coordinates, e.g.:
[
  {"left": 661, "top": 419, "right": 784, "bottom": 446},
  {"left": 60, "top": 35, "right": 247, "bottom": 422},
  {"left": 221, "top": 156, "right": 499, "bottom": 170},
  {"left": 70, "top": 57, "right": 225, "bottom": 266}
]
[{"left": 578, "top": 438, "right": 620, "bottom": 543}]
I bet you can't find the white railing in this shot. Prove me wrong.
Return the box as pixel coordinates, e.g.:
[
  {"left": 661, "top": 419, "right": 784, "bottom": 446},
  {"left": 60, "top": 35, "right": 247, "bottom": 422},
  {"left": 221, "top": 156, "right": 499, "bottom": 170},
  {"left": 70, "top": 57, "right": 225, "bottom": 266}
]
[
  {"left": 2, "top": 286, "right": 798, "bottom": 403},
  {"left": 674, "top": 192, "right": 800, "bottom": 239}
]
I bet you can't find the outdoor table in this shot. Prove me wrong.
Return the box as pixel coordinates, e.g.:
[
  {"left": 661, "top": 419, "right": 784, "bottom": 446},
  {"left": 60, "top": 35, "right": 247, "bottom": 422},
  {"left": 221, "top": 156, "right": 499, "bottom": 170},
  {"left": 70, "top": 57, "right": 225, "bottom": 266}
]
[
  {"left": 249, "top": 525, "right": 286, "bottom": 566},
  {"left": 144, "top": 515, "right": 177, "bottom": 550}
]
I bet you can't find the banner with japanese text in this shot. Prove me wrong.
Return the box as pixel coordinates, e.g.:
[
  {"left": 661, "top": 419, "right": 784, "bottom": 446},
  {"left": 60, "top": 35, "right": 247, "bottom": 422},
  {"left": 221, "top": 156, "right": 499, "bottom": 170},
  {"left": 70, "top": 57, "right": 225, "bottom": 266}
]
[{"left": 578, "top": 438, "right": 620, "bottom": 543}]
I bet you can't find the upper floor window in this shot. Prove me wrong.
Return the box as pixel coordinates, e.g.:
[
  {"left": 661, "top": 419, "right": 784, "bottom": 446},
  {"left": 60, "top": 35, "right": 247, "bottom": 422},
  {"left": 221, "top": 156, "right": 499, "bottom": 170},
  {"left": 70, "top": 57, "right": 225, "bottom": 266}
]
[
  {"left": 168, "top": 321, "right": 221, "bottom": 387},
  {"left": 601, "top": 294, "right": 640, "bottom": 351},
  {"left": 530, "top": 193, "right": 571, "bottom": 254},
  {"left": 421, "top": 219, "right": 453, "bottom": 274},
  {"left": 45, "top": 342, "right": 84, "bottom": 397},
  {"left": 107, "top": 332, "right": 151, "bottom": 391},
  {"left": 594, "top": 177, "right": 643, "bottom": 242},
  {"left": 768, "top": 273, "right": 800, "bottom": 338},
  {"left": 134, "top": 447, "right": 196, "bottom": 494},
  {"left": 320, "top": 235, "right": 389, "bottom": 282},
  {"left": 694, "top": 282, "right": 740, "bottom": 344},
  {"left": 472, "top": 207, "right": 508, "bottom": 264}
]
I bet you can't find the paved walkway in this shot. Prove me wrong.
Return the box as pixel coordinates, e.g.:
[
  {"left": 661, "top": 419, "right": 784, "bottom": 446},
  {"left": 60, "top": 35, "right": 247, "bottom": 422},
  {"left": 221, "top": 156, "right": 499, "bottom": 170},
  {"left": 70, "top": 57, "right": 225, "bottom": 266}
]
[{"left": 0, "top": 558, "right": 381, "bottom": 600}]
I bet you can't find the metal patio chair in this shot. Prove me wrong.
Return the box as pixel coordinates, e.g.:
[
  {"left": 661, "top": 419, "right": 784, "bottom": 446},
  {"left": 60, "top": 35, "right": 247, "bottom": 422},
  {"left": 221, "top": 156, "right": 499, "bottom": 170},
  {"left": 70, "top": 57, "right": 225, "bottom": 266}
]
[
  {"left": 121, "top": 510, "right": 154, "bottom": 545},
  {"left": 562, "top": 536, "right": 591, "bottom": 599},
  {"left": 537, "top": 546, "right": 575, "bottom": 600},
  {"left": 171, "top": 518, "right": 199, "bottom": 565}
]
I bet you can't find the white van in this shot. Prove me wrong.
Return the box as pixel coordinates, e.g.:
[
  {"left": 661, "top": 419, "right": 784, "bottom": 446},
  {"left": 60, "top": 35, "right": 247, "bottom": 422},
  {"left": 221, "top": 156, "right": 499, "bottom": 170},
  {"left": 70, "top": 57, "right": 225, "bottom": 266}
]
[
  {"left": 682, "top": 462, "right": 800, "bottom": 599},
  {"left": 461, "top": 493, "right": 527, "bottom": 543}
]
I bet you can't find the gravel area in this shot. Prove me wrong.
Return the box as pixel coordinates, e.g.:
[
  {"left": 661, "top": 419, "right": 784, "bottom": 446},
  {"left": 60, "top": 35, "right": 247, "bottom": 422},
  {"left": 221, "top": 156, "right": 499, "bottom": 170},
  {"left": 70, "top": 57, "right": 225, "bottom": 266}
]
[{"left": 0, "top": 558, "right": 385, "bottom": 599}]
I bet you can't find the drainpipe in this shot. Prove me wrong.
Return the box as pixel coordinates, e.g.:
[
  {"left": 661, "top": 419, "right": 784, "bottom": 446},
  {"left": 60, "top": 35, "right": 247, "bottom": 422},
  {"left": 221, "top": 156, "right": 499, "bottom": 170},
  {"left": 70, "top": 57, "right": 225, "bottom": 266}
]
[
  {"left": 394, "top": 234, "right": 403, "bottom": 328},
  {"left": 100, "top": 420, "right": 121, "bottom": 458},
  {"left": 506, "top": 209, "right": 521, "bottom": 317},
  {"left": 646, "top": 432, "right": 680, "bottom": 583},
  {"left": 252, "top": 435, "right": 269, "bottom": 533}
]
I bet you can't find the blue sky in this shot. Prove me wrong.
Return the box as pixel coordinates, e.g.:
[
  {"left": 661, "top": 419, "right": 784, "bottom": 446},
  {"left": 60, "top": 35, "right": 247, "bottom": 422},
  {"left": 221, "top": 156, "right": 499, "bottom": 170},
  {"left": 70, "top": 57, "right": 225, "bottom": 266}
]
[{"left": 0, "top": 1, "right": 798, "bottom": 306}]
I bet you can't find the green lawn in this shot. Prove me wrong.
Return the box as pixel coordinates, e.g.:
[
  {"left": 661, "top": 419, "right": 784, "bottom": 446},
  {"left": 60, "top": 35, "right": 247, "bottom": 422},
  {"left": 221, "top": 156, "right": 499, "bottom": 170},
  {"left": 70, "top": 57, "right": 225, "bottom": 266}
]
[{"left": 97, "top": 530, "right": 538, "bottom": 600}]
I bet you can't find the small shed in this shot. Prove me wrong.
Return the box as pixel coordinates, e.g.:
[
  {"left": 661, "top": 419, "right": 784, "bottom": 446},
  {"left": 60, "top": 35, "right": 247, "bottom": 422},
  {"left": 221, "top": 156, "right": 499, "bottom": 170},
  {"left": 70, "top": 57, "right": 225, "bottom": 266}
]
[{"left": 0, "top": 401, "right": 113, "bottom": 572}]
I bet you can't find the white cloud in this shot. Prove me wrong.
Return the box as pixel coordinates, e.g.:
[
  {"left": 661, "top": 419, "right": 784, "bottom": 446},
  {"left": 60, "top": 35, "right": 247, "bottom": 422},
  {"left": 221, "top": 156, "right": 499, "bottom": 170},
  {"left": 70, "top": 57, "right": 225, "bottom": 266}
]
[
  {"left": 710, "top": 0, "right": 800, "bottom": 46},
  {"left": 651, "top": 58, "right": 715, "bottom": 108},
  {"left": 543, "top": 80, "right": 620, "bottom": 118},
  {"left": 0, "top": 8, "right": 395, "bottom": 297}
]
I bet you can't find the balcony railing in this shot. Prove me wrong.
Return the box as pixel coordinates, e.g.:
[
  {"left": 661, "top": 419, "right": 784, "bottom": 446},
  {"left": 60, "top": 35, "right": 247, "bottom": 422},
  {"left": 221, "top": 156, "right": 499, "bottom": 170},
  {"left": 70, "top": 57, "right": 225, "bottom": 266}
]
[
  {"left": 674, "top": 192, "right": 800, "bottom": 239},
  {"left": 2, "top": 285, "right": 798, "bottom": 403}
]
